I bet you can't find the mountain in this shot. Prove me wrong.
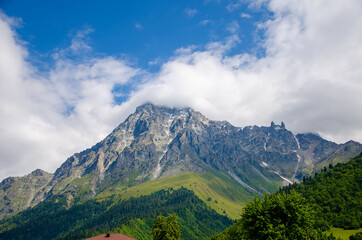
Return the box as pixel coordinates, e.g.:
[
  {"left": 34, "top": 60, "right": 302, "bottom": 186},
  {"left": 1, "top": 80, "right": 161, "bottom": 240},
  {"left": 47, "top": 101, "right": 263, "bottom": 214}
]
[
  {"left": 209, "top": 153, "right": 362, "bottom": 240},
  {"left": 0, "top": 169, "right": 53, "bottom": 219},
  {"left": 1, "top": 103, "right": 361, "bottom": 220}
]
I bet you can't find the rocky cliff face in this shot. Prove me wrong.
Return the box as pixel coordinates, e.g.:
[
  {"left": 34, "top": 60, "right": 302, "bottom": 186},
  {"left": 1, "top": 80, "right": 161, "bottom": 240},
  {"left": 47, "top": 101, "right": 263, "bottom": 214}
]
[
  {"left": 0, "top": 169, "right": 52, "bottom": 219},
  {"left": 1, "top": 103, "right": 361, "bottom": 219}
]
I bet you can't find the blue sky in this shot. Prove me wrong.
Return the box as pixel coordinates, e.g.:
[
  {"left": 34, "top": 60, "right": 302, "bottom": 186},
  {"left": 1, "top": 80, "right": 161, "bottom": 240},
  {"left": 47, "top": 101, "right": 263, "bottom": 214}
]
[
  {"left": 1, "top": 0, "right": 265, "bottom": 71},
  {"left": 1, "top": 0, "right": 362, "bottom": 179}
]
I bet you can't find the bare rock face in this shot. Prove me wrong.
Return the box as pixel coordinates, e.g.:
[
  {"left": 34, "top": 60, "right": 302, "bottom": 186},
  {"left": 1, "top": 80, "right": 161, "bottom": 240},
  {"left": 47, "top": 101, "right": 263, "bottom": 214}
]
[
  {"left": 46, "top": 103, "right": 362, "bottom": 194},
  {"left": 47, "top": 104, "right": 212, "bottom": 196},
  {"left": 1, "top": 103, "right": 361, "bottom": 219},
  {"left": 0, "top": 169, "right": 53, "bottom": 219}
]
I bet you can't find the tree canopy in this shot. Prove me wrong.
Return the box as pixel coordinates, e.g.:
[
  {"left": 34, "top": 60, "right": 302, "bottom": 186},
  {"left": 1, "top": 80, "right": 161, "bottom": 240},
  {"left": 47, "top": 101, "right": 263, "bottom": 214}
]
[
  {"left": 210, "top": 190, "right": 342, "bottom": 240},
  {"left": 152, "top": 214, "right": 181, "bottom": 240},
  {"left": 240, "top": 190, "right": 314, "bottom": 240},
  {"left": 281, "top": 154, "right": 362, "bottom": 229}
]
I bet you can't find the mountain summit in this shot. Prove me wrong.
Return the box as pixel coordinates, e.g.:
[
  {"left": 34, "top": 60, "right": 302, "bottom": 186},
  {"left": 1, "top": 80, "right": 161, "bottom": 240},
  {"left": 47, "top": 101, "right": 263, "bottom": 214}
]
[{"left": 1, "top": 103, "right": 361, "bottom": 219}]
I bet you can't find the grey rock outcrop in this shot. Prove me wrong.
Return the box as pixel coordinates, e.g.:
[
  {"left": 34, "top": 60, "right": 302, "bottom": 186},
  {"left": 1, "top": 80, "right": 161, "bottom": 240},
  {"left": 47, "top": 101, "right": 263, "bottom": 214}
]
[
  {"left": 0, "top": 169, "right": 52, "bottom": 219},
  {"left": 1, "top": 103, "right": 361, "bottom": 219}
]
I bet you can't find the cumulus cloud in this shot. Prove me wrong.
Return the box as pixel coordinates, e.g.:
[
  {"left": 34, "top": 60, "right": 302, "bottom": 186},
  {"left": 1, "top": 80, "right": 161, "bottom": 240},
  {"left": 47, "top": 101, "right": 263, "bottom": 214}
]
[
  {"left": 121, "top": 0, "right": 362, "bottom": 144},
  {"left": 0, "top": 15, "right": 139, "bottom": 180},
  {"left": 1, "top": 0, "right": 362, "bottom": 180}
]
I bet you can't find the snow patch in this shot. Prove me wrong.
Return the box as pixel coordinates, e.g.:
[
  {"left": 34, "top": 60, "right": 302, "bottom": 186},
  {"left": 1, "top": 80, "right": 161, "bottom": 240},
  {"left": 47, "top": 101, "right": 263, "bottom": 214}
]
[
  {"left": 116, "top": 129, "right": 134, "bottom": 151},
  {"left": 152, "top": 118, "right": 174, "bottom": 180},
  {"left": 260, "top": 161, "right": 268, "bottom": 167},
  {"left": 228, "top": 171, "right": 259, "bottom": 193},
  {"left": 152, "top": 150, "right": 166, "bottom": 180},
  {"left": 293, "top": 135, "right": 301, "bottom": 150},
  {"left": 167, "top": 112, "right": 177, "bottom": 120},
  {"left": 273, "top": 171, "right": 293, "bottom": 184},
  {"left": 296, "top": 154, "right": 301, "bottom": 163},
  {"left": 99, "top": 172, "right": 104, "bottom": 181},
  {"left": 192, "top": 124, "right": 202, "bottom": 134},
  {"left": 152, "top": 161, "right": 162, "bottom": 180},
  {"left": 90, "top": 185, "right": 97, "bottom": 197}
]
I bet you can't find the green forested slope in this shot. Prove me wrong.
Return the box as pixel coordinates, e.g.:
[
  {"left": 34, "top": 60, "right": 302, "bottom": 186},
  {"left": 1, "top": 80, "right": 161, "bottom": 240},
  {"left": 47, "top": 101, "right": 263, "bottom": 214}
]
[
  {"left": 0, "top": 188, "right": 232, "bottom": 240},
  {"left": 209, "top": 153, "right": 362, "bottom": 240},
  {"left": 281, "top": 153, "right": 362, "bottom": 229}
]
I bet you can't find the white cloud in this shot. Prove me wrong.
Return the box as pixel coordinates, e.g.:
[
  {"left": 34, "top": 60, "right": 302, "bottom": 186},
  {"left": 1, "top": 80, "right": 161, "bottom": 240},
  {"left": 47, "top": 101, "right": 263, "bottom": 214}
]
[
  {"left": 1, "top": 0, "right": 362, "bottom": 180},
  {"left": 199, "top": 19, "right": 211, "bottom": 26},
  {"left": 0, "top": 15, "right": 139, "bottom": 180},
  {"left": 241, "top": 13, "right": 251, "bottom": 18},
  {"left": 227, "top": 20, "right": 240, "bottom": 34},
  {"left": 148, "top": 57, "right": 161, "bottom": 66},
  {"left": 121, "top": 0, "right": 362, "bottom": 145},
  {"left": 134, "top": 23, "right": 143, "bottom": 30},
  {"left": 69, "top": 28, "right": 94, "bottom": 53},
  {"left": 227, "top": 2, "right": 243, "bottom": 12},
  {"left": 184, "top": 8, "right": 198, "bottom": 18}
]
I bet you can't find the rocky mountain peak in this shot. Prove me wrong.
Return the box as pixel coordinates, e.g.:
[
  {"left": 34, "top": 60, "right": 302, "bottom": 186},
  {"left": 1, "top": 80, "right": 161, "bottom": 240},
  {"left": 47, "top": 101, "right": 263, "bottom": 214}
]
[
  {"left": 30, "top": 169, "right": 50, "bottom": 177},
  {"left": 270, "top": 121, "right": 286, "bottom": 130},
  {"left": 2, "top": 103, "right": 361, "bottom": 220},
  {"left": 47, "top": 104, "right": 212, "bottom": 195},
  {"left": 49, "top": 104, "right": 362, "bottom": 193},
  {"left": 134, "top": 103, "right": 208, "bottom": 122},
  {"left": 0, "top": 169, "right": 53, "bottom": 219}
]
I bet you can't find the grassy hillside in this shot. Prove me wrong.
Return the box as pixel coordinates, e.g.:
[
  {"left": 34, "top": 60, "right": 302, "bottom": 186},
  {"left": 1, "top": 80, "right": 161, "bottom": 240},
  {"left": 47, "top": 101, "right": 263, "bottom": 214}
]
[
  {"left": 0, "top": 170, "right": 265, "bottom": 239},
  {"left": 326, "top": 228, "right": 362, "bottom": 240},
  {"left": 96, "top": 171, "right": 255, "bottom": 219},
  {"left": 0, "top": 188, "right": 232, "bottom": 240}
]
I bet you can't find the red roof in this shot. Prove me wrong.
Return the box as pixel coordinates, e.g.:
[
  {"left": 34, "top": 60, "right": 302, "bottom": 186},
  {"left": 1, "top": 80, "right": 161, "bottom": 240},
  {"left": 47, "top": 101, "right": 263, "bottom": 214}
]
[{"left": 84, "top": 233, "right": 138, "bottom": 240}]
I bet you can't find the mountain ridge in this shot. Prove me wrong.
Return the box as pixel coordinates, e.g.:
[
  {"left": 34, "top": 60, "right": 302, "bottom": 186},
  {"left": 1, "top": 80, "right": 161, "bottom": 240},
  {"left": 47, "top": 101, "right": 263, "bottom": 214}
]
[{"left": 1, "top": 103, "right": 361, "bottom": 220}]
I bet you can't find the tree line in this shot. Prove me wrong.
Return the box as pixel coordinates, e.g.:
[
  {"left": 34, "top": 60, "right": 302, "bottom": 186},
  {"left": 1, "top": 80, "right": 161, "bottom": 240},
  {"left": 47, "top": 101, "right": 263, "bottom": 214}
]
[
  {"left": 209, "top": 153, "right": 362, "bottom": 240},
  {"left": 0, "top": 187, "right": 232, "bottom": 240}
]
